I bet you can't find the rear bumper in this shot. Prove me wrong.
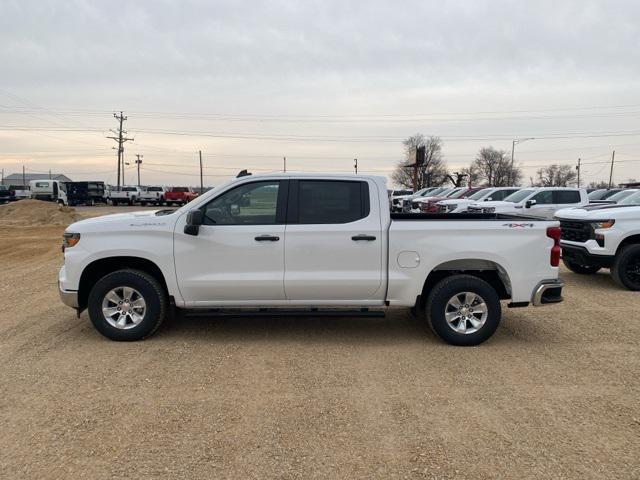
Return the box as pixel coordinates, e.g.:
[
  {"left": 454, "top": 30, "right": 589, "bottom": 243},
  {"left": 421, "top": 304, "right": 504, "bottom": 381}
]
[
  {"left": 59, "top": 282, "right": 79, "bottom": 308},
  {"left": 561, "top": 244, "right": 614, "bottom": 268},
  {"left": 532, "top": 279, "right": 564, "bottom": 306}
]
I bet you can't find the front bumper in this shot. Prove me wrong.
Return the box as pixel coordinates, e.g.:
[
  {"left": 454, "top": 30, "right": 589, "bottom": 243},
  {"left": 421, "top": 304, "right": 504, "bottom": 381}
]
[
  {"left": 561, "top": 244, "right": 614, "bottom": 268},
  {"left": 59, "top": 282, "right": 79, "bottom": 308},
  {"left": 532, "top": 279, "right": 564, "bottom": 306}
]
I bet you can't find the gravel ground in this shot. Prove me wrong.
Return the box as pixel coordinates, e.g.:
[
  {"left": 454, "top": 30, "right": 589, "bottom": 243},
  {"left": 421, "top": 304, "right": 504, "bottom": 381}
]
[{"left": 0, "top": 205, "right": 639, "bottom": 479}]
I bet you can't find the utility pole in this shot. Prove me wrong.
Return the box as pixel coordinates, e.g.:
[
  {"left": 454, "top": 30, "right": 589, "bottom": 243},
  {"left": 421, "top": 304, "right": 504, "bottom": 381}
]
[
  {"left": 608, "top": 150, "right": 615, "bottom": 189},
  {"left": 1, "top": 168, "right": 4, "bottom": 184},
  {"left": 135, "top": 154, "right": 143, "bottom": 186},
  {"left": 49, "top": 169, "right": 52, "bottom": 180},
  {"left": 576, "top": 158, "right": 581, "bottom": 187},
  {"left": 22, "top": 165, "right": 26, "bottom": 188},
  {"left": 107, "top": 112, "right": 133, "bottom": 189},
  {"left": 354, "top": 158, "right": 358, "bottom": 174},
  {"left": 510, "top": 138, "right": 534, "bottom": 184},
  {"left": 283, "top": 156, "right": 286, "bottom": 172},
  {"left": 199, "top": 150, "right": 204, "bottom": 194}
]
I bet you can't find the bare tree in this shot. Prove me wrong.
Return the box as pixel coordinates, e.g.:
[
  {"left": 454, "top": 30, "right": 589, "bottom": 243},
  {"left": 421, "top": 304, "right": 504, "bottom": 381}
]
[
  {"left": 534, "top": 164, "right": 577, "bottom": 187},
  {"left": 391, "top": 134, "right": 448, "bottom": 189},
  {"left": 588, "top": 180, "right": 610, "bottom": 189},
  {"left": 459, "top": 165, "right": 481, "bottom": 186},
  {"left": 471, "top": 147, "right": 522, "bottom": 186}
]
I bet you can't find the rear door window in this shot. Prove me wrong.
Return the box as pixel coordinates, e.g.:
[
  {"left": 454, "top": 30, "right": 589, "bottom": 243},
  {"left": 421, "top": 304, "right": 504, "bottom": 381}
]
[
  {"left": 293, "top": 180, "right": 369, "bottom": 224},
  {"left": 554, "top": 190, "right": 581, "bottom": 204}
]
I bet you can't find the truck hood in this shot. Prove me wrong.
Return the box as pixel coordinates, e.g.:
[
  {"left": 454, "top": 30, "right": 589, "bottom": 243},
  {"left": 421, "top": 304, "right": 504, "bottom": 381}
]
[
  {"left": 66, "top": 209, "right": 178, "bottom": 232},
  {"left": 555, "top": 204, "right": 640, "bottom": 220}
]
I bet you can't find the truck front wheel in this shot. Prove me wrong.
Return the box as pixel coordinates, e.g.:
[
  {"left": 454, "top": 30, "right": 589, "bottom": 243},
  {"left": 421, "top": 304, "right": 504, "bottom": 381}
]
[
  {"left": 87, "top": 269, "right": 167, "bottom": 341},
  {"left": 425, "top": 275, "right": 501, "bottom": 346},
  {"left": 611, "top": 244, "right": 640, "bottom": 291},
  {"left": 563, "top": 259, "right": 601, "bottom": 275}
]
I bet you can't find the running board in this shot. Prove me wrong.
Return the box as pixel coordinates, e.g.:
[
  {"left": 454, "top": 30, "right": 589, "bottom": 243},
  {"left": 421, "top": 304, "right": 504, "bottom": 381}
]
[{"left": 183, "top": 308, "right": 386, "bottom": 318}]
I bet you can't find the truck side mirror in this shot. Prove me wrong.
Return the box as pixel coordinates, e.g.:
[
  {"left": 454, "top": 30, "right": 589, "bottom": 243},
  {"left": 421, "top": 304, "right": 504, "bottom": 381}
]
[
  {"left": 484, "top": 197, "right": 492, "bottom": 201},
  {"left": 184, "top": 210, "right": 204, "bottom": 236},
  {"left": 525, "top": 199, "right": 536, "bottom": 208}
]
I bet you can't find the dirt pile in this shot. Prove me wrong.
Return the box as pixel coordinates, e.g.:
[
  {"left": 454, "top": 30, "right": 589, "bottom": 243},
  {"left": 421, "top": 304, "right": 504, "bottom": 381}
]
[{"left": 0, "top": 199, "right": 79, "bottom": 226}]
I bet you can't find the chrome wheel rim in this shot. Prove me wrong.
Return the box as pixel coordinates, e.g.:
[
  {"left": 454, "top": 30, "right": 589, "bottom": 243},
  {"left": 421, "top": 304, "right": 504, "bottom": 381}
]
[
  {"left": 445, "top": 292, "right": 488, "bottom": 334},
  {"left": 101, "top": 286, "right": 146, "bottom": 330}
]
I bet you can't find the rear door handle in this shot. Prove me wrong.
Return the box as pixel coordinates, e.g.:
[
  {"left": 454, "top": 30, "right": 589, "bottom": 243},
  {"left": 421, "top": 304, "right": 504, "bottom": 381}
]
[
  {"left": 255, "top": 235, "right": 280, "bottom": 242},
  {"left": 351, "top": 234, "right": 376, "bottom": 241}
]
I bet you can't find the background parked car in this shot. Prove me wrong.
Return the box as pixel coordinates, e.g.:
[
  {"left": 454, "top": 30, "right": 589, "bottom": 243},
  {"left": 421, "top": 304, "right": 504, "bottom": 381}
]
[
  {"left": 8, "top": 185, "right": 31, "bottom": 200},
  {"left": 0, "top": 185, "right": 16, "bottom": 203},
  {"left": 165, "top": 186, "right": 198, "bottom": 206},
  {"left": 417, "top": 187, "right": 484, "bottom": 213},
  {"left": 410, "top": 187, "right": 461, "bottom": 213},
  {"left": 437, "top": 187, "right": 521, "bottom": 213},
  {"left": 588, "top": 188, "right": 623, "bottom": 203},
  {"left": 391, "top": 187, "right": 435, "bottom": 212},
  {"left": 595, "top": 189, "right": 639, "bottom": 204},
  {"left": 139, "top": 186, "right": 169, "bottom": 206},
  {"left": 469, "top": 187, "right": 588, "bottom": 219},
  {"left": 110, "top": 186, "right": 142, "bottom": 206}
]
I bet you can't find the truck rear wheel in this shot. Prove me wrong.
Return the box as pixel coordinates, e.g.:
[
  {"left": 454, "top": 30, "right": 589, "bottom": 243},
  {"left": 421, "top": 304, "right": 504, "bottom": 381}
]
[
  {"left": 611, "top": 244, "right": 640, "bottom": 291},
  {"left": 87, "top": 269, "right": 167, "bottom": 341},
  {"left": 425, "top": 275, "right": 501, "bottom": 346},
  {"left": 563, "top": 259, "right": 601, "bottom": 275}
]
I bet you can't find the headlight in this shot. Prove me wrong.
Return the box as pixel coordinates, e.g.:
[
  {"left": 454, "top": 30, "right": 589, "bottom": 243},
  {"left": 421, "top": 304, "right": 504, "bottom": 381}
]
[
  {"left": 62, "top": 232, "right": 81, "bottom": 251},
  {"left": 590, "top": 220, "right": 615, "bottom": 229}
]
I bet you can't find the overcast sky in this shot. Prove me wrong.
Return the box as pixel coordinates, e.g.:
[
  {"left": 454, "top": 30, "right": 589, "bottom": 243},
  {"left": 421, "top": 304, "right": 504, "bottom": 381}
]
[{"left": 1, "top": 0, "right": 639, "bottom": 186}]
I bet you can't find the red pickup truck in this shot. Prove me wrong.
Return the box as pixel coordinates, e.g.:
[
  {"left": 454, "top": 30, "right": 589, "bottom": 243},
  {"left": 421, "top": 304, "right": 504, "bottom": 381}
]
[{"left": 165, "top": 187, "right": 198, "bottom": 206}]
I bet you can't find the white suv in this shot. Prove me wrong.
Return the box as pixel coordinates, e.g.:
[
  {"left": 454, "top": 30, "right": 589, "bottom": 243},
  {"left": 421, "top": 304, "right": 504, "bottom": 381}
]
[{"left": 468, "top": 187, "right": 588, "bottom": 219}]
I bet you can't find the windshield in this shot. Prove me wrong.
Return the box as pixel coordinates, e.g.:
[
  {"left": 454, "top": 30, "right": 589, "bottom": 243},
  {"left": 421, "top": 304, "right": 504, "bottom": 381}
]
[
  {"left": 448, "top": 188, "right": 470, "bottom": 199},
  {"left": 607, "top": 189, "right": 638, "bottom": 202},
  {"left": 600, "top": 189, "right": 623, "bottom": 199},
  {"left": 503, "top": 189, "right": 536, "bottom": 203},
  {"left": 619, "top": 191, "right": 640, "bottom": 205},
  {"left": 588, "top": 189, "right": 611, "bottom": 200},
  {"left": 147, "top": 187, "right": 163, "bottom": 191},
  {"left": 122, "top": 187, "right": 137, "bottom": 192},
  {"left": 444, "top": 188, "right": 463, "bottom": 198},
  {"left": 422, "top": 187, "right": 443, "bottom": 196},
  {"left": 467, "top": 188, "right": 492, "bottom": 200},
  {"left": 172, "top": 187, "right": 189, "bottom": 192},
  {"left": 0, "top": 185, "right": 8, "bottom": 191}
]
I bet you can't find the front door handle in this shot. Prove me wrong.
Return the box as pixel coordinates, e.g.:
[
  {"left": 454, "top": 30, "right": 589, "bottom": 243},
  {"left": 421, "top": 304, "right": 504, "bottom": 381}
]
[
  {"left": 255, "top": 235, "right": 280, "bottom": 242},
  {"left": 351, "top": 234, "right": 376, "bottom": 241}
]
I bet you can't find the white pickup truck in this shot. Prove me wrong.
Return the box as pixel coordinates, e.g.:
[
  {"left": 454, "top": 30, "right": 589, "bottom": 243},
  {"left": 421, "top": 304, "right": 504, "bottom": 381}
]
[
  {"left": 468, "top": 187, "right": 588, "bottom": 219},
  {"left": 556, "top": 198, "right": 640, "bottom": 290},
  {"left": 59, "top": 173, "right": 564, "bottom": 346},
  {"left": 139, "top": 186, "right": 168, "bottom": 206},
  {"left": 109, "top": 186, "right": 142, "bottom": 206}
]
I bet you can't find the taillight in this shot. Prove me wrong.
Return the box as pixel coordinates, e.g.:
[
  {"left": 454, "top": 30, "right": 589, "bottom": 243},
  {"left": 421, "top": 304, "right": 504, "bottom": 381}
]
[{"left": 547, "top": 226, "right": 561, "bottom": 266}]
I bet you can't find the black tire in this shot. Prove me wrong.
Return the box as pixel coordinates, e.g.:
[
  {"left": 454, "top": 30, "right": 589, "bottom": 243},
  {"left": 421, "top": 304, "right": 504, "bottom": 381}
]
[
  {"left": 611, "top": 244, "right": 640, "bottom": 291},
  {"left": 87, "top": 269, "right": 167, "bottom": 341},
  {"left": 563, "top": 259, "right": 601, "bottom": 275},
  {"left": 425, "top": 274, "right": 501, "bottom": 346}
]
